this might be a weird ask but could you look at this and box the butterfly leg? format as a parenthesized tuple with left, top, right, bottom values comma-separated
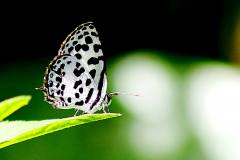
(103, 105, 109, 113)
(74, 109, 80, 116)
(74, 109, 87, 116)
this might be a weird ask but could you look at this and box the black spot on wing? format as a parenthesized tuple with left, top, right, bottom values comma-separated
(75, 53, 82, 59)
(79, 87, 83, 93)
(89, 69, 96, 79)
(56, 83, 60, 88)
(98, 56, 104, 61)
(49, 73, 53, 78)
(67, 97, 71, 103)
(49, 80, 53, 87)
(73, 68, 85, 77)
(57, 60, 61, 64)
(93, 44, 101, 53)
(82, 44, 89, 51)
(60, 97, 65, 103)
(91, 32, 98, 37)
(60, 64, 65, 69)
(72, 41, 78, 46)
(84, 32, 89, 36)
(90, 62, 106, 110)
(78, 35, 83, 39)
(75, 100, 84, 106)
(75, 44, 81, 52)
(85, 88, 94, 104)
(56, 68, 61, 75)
(56, 76, 62, 83)
(75, 93, 80, 98)
(68, 46, 74, 53)
(61, 84, 65, 90)
(57, 90, 61, 95)
(76, 62, 80, 68)
(73, 80, 82, 89)
(89, 25, 94, 29)
(85, 36, 93, 44)
(86, 79, 91, 86)
(87, 57, 99, 65)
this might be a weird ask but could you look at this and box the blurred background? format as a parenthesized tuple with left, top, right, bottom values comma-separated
(0, 1, 239, 160)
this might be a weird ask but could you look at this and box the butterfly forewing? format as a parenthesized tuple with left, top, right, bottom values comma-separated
(58, 22, 105, 94)
(42, 22, 107, 113)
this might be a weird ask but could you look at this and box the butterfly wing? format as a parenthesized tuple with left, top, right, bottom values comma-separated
(42, 22, 107, 113)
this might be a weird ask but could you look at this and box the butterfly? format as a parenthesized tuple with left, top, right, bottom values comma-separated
(38, 22, 116, 115)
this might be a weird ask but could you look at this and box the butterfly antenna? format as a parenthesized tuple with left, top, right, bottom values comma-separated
(109, 92, 140, 97)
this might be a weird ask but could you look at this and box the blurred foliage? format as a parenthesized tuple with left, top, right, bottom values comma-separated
(0, 51, 208, 160)
(0, 96, 31, 121)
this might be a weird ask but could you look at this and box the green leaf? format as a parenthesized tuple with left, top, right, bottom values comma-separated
(0, 113, 121, 149)
(0, 95, 31, 121)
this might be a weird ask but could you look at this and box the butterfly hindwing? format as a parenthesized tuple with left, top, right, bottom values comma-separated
(45, 55, 95, 110)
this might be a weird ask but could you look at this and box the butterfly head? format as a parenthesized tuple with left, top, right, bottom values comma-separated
(103, 94, 112, 106)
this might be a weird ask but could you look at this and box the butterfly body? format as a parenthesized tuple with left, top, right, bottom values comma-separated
(40, 22, 110, 114)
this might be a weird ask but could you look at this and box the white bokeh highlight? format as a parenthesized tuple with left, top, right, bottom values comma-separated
(111, 53, 185, 158)
(187, 63, 240, 160)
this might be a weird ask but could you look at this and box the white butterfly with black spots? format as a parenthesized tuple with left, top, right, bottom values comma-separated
(39, 22, 113, 114)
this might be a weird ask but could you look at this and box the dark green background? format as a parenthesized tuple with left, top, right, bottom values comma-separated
(0, 1, 239, 159)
